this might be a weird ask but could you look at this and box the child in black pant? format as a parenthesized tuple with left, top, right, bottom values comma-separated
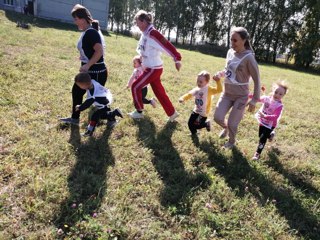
(179, 70, 222, 135)
(74, 72, 123, 136)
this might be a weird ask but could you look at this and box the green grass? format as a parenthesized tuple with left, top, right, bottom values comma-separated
(0, 10, 319, 240)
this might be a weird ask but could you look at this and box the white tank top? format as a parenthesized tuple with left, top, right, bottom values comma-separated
(224, 51, 253, 85)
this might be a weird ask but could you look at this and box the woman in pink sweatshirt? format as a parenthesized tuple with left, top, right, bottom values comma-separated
(213, 27, 261, 148)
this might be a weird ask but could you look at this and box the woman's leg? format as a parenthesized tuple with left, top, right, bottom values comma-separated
(149, 69, 175, 116)
(214, 94, 233, 129)
(131, 69, 154, 111)
(226, 95, 248, 144)
(89, 68, 108, 86)
(71, 83, 86, 119)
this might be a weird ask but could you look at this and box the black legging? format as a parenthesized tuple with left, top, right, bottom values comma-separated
(91, 107, 115, 123)
(71, 69, 108, 119)
(141, 86, 151, 104)
(256, 125, 275, 154)
(188, 111, 207, 134)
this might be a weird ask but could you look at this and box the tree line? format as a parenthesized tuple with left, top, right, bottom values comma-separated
(108, 0, 320, 69)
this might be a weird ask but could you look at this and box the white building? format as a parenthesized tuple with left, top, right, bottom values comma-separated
(0, 0, 109, 29)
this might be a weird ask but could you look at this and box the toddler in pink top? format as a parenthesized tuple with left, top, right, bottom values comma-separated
(127, 55, 157, 108)
(252, 80, 288, 160)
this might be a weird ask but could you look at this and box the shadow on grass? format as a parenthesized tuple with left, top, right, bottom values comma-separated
(196, 139, 320, 239)
(266, 149, 319, 199)
(54, 124, 115, 233)
(135, 118, 211, 215)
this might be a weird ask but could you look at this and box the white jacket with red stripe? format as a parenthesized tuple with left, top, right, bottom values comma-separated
(136, 24, 182, 69)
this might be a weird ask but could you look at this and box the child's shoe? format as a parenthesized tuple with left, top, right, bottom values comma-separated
(219, 128, 228, 138)
(252, 152, 260, 160)
(150, 98, 157, 108)
(205, 120, 211, 132)
(268, 131, 275, 142)
(168, 111, 179, 122)
(128, 110, 144, 119)
(107, 120, 118, 128)
(82, 129, 93, 137)
(114, 108, 123, 118)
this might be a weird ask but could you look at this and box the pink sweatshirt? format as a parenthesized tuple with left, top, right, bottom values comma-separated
(255, 95, 284, 129)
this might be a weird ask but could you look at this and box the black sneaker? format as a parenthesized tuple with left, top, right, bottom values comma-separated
(107, 120, 118, 128)
(60, 117, 79, 126)
(205, 120, 211, 132)
(114, 108, 123, 118)
(82, 129, 93, 137)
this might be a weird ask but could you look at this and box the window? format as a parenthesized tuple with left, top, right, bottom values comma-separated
(4, 0, 14, 5)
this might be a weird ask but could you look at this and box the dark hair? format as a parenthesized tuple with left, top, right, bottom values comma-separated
(71, 4, 93, 24)
(231, 27, 253, 51)
(75, 72, 91, 83)
(134, 10, 153, 24)
(92, 20, 100, 31)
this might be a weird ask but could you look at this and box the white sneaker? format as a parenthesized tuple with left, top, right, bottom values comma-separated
(168, 111, 179, 122)
(223, 141, 235, 149)
(268, 131, 275, 142)
(252, 152, 260, 160)
(128, 110, 144, 119)
(150, 98, 157, 108)
(219, 128, 228, 138)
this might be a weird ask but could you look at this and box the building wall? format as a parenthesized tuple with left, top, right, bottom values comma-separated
(0, 0, 109, 29)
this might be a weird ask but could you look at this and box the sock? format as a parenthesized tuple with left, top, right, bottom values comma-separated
(88, 121, 97, 131)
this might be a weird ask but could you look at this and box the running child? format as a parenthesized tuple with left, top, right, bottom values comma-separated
(74, 72, 123, 136)
(179, 70, 222, 135)
(251, 80, 288, 160)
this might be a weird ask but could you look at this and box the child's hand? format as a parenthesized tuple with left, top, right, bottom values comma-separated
(212, 75, 220, 81)
(213, 71, 223, 81)
(212, 74, 220, 81)
(247, 100, 256, 113)
(75, 105, 80, 112)
(175, 62, 182, 71)
(258, 111, 265, 118)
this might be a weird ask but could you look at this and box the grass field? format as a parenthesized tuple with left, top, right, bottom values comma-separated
(0, 10, 319, 240)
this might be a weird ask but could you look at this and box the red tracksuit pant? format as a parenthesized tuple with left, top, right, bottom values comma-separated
(131, 68, 175, 116)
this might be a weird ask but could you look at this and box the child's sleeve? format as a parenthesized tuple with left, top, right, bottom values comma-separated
(180, 92, 193, 101)
(127, 69, 137, 88)
(78, 98, 95, 111)
(209, 79, 223, 94)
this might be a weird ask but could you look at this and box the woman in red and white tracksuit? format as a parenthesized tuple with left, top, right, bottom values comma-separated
(128, 10, 182, 121)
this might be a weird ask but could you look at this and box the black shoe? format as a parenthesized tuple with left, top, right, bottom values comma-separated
(82, 129, 93, 137)
(114, 108, 123, 118)
(107, 120, 118, 128)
